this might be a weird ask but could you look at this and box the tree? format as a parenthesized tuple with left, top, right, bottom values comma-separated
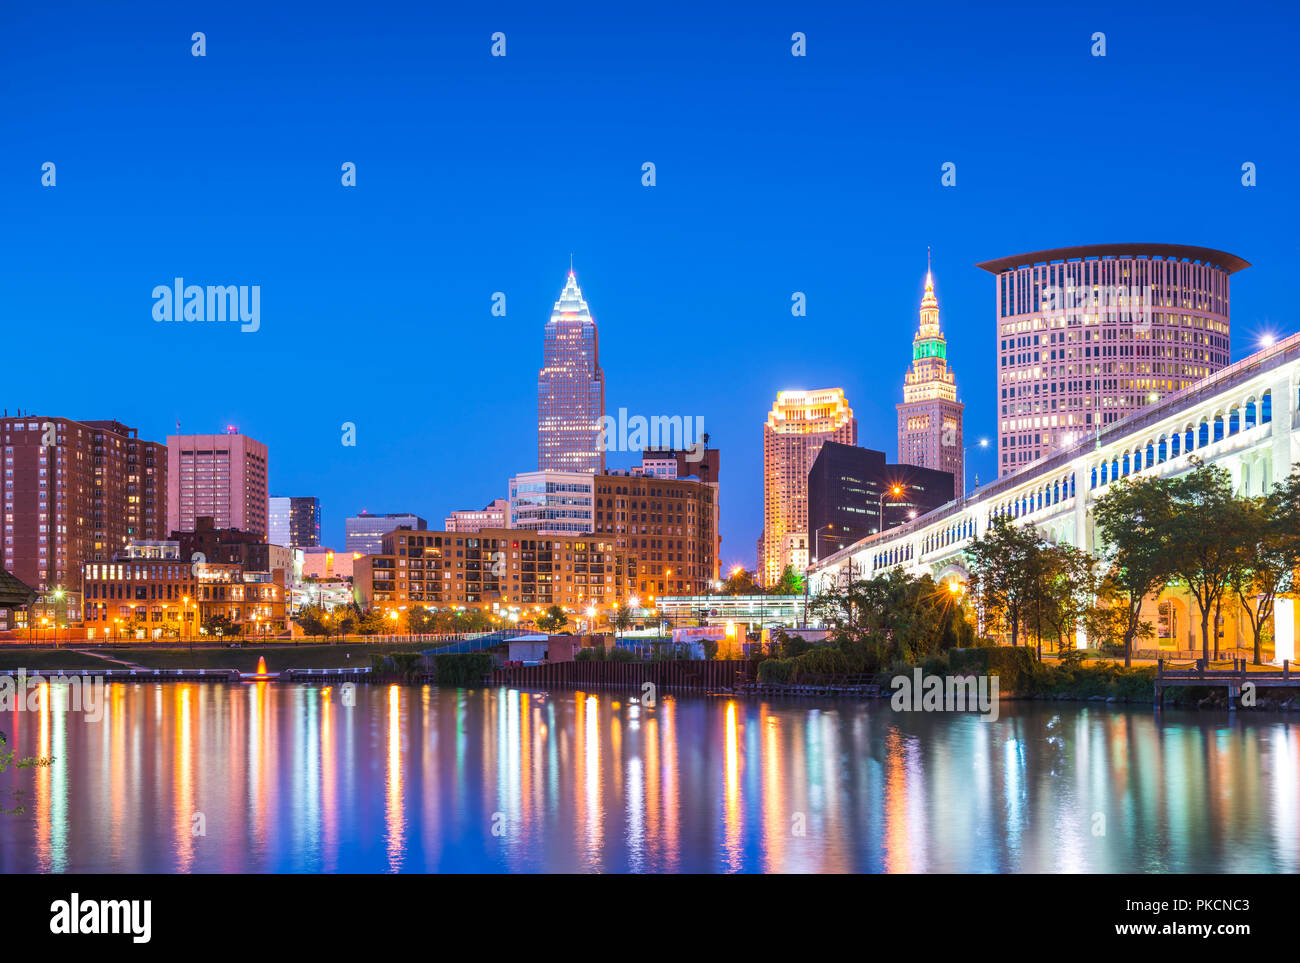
(967, 516, 1047, 648)
(406, 605, 434, 634)
(201, 613, 239, 638)
(356, 609, 390, 636)
(613, 604, 633, 639)
(536, 605, 569, 633)
(721, 568, 761, 595)
(1093, 474, 1175, 667)
(1033, 543, 1100, 658)
(769, 565, 805, 596)
(1164, 467, 1248, 662)
(1231, 471, 1300, 664)
(298, 604, 331, 638)
(808, 570, 973, 666)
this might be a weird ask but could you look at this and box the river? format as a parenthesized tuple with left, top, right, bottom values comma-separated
(0, 681, 1295, 872)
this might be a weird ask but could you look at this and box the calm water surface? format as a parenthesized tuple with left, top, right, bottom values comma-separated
(1, 681, 1297, 873)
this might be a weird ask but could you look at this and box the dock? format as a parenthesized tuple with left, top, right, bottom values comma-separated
(1155, 658, 1299, 709)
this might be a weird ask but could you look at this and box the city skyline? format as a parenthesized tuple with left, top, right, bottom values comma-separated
(3, 0, 1294, 570)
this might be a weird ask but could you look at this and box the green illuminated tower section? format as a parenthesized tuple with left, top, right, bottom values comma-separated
(896, 262, 964, 499)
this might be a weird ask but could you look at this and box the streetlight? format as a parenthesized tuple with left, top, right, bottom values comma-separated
(812, 522, 838, 564)
(963, 439, 989, 497)
(873, 484, 906, 533)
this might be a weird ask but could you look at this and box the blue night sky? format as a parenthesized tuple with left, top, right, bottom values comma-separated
(2, 0, 1296, 568)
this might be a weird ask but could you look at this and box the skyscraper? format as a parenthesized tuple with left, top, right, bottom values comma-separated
(977, 243, 1246, 475)
(761, 388, 856, 586)
(897, 264, 964, 500)
(166, 428, 269, 536)
(269, 496, 321, 548)
(1, 415, 167, 595)
(538, 268, 605, 474)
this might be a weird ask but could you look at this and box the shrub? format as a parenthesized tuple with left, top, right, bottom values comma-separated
(433, 652, 493, 685)
(757, 659, 797, 684)
(949, 646, 1042, 694)
(609, 647, 635, 662)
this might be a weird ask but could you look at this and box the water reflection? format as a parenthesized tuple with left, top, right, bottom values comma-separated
(0, 683, 1296, 873)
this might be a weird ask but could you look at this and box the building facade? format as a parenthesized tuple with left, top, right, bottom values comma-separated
(509, 471, 596, 535)
(353, 527, 633, 617)
(81, 552, 286, 641)
(760, 389, 856, 586)
(978, 243, 1246, 476)
(445, 498, 509, 532)
(592, 472, 719, 597)
(301, 547, 361, 580)
(269, 495, 321, 549)
(807, 441, 954, 562)
(633, 446, 721, 485)
(897, 267, 964, 499)
(508, 469, 719, 596)
(538, 269, 605, 474)
(174, 516, 292, 582)
(344, 512, 427, 554)
(166, 429, 269, 536)
(1, 415, 167, 599)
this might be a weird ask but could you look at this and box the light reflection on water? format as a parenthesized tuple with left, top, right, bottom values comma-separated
(0, 681, 1296, 873)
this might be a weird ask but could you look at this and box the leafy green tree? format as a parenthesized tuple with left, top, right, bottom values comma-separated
(1032, 542, 1100, 658)
(356, 608, 390, 636)
(1093, 475, 1176, 667)
(769, 565, 805, 596)
(613, 604, 633, 639)
(406, 605, 434, 634)
(201, 613, 239, 638)
(536, 604, 569, 633)
(298, 604, 331, 638)
(721, 568, 761, 595)
(967, 516, 1048, 649)
(1163, 467, 1248, 662)
(1231, 471, 1300, 663)
(808, 570, 972, 667)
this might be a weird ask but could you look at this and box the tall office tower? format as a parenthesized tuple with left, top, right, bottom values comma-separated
(761, 389, 856, 586)
(897, 265, 964, 499)
(268, 497, 291, 548)
(538, 268, 605, 474)
(807, 441, 954, 560)
(977, 243, 1246, 475)
(344, 512, 427, 555)
(167, 428, 269, 536)
(0, 415, 167, 595)
(269, 496, 322, 548)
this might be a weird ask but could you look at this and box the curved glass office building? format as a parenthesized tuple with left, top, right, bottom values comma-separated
(978, 243, 1248, 475)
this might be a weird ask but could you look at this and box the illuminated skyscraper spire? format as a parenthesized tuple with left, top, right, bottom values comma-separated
(896, 258, 964, 499)
(538, 265, 605, 473)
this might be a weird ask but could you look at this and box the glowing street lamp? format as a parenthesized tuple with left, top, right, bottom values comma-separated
(963, 438, 989, 496)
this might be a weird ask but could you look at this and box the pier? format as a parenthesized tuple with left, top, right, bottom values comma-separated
(1155, 658, 1299, 708)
